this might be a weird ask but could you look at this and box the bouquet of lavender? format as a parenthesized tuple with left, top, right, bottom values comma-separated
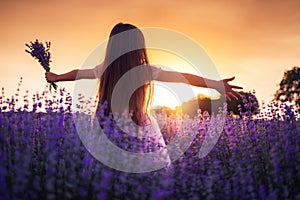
(25, 39, 58, 91)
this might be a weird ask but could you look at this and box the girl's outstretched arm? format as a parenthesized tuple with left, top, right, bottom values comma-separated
(45, 63, 103, 82)
(154, 68, 243, 101)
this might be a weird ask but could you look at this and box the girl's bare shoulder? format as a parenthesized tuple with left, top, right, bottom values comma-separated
(149, 65, 162, 80)
(93, 62, 104, 78)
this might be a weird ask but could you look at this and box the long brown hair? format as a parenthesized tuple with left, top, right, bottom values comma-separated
(95, 23, 153, 126)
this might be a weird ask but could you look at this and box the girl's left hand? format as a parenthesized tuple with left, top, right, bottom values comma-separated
(45, 72, 59, 82)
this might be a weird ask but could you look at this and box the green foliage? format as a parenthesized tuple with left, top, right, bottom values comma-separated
(227, 91, 259, 116)
(274, 66, 300, 106)
(181, 92, 259, 117)
(182, 94, 213, 116)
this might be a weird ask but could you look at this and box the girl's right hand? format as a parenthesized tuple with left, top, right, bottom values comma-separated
(217, 77, 243, 101)
(45, 72, 59, 82)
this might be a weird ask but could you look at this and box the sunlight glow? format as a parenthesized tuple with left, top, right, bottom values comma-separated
(152, 83, 182, 109)
(148, 49, 219, 109)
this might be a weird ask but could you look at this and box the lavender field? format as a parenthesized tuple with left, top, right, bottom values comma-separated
(0, 85, 299, 200)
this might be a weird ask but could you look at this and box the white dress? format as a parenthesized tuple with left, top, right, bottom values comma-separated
(92, 64, 171, 170)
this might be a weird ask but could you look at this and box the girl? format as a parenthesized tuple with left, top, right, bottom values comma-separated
(46, 23, 242, 164)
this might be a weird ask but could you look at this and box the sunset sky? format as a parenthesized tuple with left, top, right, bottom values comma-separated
(1, 0, 300, 108)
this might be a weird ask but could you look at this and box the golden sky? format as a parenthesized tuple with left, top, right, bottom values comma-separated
(1, 0, 300, 107)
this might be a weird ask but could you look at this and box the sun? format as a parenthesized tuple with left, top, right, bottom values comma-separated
(152, 83, 182, 109)
(148, 49, 219, 109)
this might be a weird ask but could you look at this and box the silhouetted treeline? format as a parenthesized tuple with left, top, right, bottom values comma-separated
(274, 66, 300, 106)
(153, 92, 259, 117)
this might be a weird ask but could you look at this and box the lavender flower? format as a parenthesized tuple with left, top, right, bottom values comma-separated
(0, 84, 299, 199)
(25, 39, 58, 91)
